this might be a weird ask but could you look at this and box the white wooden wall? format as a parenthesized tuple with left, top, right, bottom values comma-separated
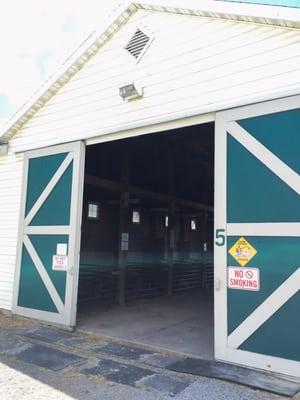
(0, 153, 23, 309)
(9, 9, 300, 152)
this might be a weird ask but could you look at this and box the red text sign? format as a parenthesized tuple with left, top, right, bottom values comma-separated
(52, 255, 68, 271)
(227, 267, 260, 291)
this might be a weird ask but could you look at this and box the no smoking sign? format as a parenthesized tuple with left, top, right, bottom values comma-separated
(228, 267, 260, 291)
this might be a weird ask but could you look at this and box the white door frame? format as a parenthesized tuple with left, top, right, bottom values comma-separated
(12, 141, 85, 327)
(214, 93, 300, 377)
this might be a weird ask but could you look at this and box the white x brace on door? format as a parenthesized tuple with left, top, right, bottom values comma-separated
(12, 142, 85, 326)
(214, 94, 300, 377)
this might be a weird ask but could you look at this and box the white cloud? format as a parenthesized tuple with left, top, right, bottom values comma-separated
(0, 0, 121, 124)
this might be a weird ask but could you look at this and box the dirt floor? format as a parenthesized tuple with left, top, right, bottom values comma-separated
(77, 291, 214, 359)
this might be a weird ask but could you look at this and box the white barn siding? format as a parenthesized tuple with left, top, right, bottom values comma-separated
(9, 9, 300, 152)
(0, 153, 23, 309)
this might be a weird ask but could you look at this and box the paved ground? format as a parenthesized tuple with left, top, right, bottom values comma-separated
(0, 313, 296, 400)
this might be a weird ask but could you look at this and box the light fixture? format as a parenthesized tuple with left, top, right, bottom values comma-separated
(119, 83, 143, 102)
(0, 142, 8, 155)
(191, 218, 197, 231)
(132, 210, 141, 224)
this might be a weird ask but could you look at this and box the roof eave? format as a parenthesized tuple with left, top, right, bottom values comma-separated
(138, 0, 300, 26)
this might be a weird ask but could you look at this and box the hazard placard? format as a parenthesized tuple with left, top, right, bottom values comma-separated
(228, 266, 260, 291)
(228, 237, 257, 267)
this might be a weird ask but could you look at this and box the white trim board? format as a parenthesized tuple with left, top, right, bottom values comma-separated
(227, 223, 300, 237)
(24, 226, 70, 235)
(227, 348, 300, 378)
(86, 113, 215, 146)
(13, 306, 68, 326)
(67, 141, 86, 327)
(214, 109, 228, 361)
(218, 92, 300, 122)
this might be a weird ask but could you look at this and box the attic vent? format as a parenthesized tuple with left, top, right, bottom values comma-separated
(125, 29, 151, 60)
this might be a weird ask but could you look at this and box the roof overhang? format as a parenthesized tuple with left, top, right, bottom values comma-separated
(1, 0, 300, 144)
(138, 0, 300, 27)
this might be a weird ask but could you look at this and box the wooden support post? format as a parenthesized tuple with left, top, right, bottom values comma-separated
(167, 139, 176, 297)
(118, 157, 129, 308)
(167, 202, 176, 296)
(203, 211, 208, 253)
(202, 211, 209, 289)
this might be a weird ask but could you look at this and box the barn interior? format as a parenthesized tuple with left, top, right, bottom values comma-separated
(76, 123, 215, 358)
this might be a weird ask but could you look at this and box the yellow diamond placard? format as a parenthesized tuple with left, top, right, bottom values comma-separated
(228, 237, 257, 267)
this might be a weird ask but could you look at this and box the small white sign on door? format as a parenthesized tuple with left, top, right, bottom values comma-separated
(57, 243, 68, 256)
(227, 266, 260, 291)
(52, 255, 68, 271)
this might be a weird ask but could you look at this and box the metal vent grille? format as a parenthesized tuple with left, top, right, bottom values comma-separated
(125, 29, 151, 60)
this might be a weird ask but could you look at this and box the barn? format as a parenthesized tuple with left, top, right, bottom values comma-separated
(1, 0, 300, 378)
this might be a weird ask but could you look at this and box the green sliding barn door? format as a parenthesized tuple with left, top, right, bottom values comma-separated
(13, 142, 85, 326)
(215, 95, 300, 376)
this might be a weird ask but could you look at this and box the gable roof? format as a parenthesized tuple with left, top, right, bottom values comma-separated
(1, 0, 300, 144)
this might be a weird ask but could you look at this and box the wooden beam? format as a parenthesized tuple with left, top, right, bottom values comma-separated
(117, 158, 129, 308)
(85, 175, 213, 212)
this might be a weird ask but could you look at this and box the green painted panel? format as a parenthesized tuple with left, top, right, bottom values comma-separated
(227, 236, 300, 334)
(228, 109, 300, 361)
(238, 109, 300, 174)
(18, 245, 58, 313)
(29, 235, 68, 303)
(240, 292, 300, 361)
(30, 162, 73, 226)
(25, 153, 68, 216)
(227, 135, 300, 222)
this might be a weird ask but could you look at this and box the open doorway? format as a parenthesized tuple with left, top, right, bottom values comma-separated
(76, 122, 215, 359)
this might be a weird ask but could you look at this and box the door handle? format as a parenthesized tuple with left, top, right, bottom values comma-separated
(215, 278, 222, 291)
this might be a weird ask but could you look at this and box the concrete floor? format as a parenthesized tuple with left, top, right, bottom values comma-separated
(77, 291, 214, 359)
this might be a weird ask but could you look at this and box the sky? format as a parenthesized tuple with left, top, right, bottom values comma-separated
(0, 0, 299, 130)
(0, 0, 120, 129)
